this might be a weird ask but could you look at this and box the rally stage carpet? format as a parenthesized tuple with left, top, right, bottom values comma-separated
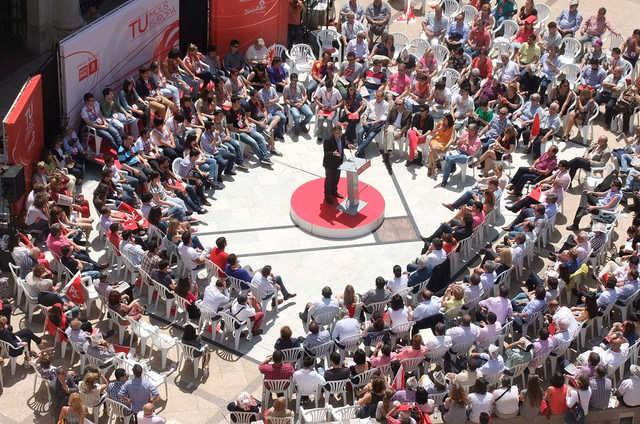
(289, 177, 385, 239)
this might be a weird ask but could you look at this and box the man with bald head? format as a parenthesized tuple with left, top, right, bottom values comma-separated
(137, 402, 166, 424)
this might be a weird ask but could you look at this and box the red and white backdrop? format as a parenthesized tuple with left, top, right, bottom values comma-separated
(3, 75, 45, 215)
(59, 0, 180, 128)
(210, 0, 289, 56)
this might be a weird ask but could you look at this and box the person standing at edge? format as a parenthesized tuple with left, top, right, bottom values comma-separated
(323, 126, 355, 204)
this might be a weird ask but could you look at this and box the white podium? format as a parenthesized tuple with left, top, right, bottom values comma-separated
(337, 157, 371, 215)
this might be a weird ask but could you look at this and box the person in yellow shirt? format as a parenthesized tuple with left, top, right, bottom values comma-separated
(518, 34, 541, 67)
(441, 284, 465, 312)
(427, 114, 455, 177)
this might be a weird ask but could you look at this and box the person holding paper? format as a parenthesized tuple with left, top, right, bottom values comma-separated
(323, 126, 355, 204)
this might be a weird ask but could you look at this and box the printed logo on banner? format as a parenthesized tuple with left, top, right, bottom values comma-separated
(244, 0, 266, 15)
(77, 57, 98, 82)
(129, 0, 178, 40)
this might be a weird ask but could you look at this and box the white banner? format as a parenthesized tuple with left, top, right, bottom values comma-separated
(59, 0, 180, 128)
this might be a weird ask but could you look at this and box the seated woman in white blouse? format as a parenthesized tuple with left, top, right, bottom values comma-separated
(387, 294, 412, 328)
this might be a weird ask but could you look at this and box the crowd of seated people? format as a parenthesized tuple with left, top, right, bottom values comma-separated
(10, 0, 640, 423)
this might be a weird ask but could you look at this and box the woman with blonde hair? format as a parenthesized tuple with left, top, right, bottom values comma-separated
(443, 383, 469, 422)
(79, 369, 107, 411)
(59, 392, 87, 424)
(264, 396, 293, 423)
(441, 284, 465, 312)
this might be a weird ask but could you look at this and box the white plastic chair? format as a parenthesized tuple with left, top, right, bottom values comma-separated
(559, 38, 582, 65)
(408, 38, 429, 59)
(442, 68, 460, 89)
(335, 333, 362, 360)
(289, 43, 315, 77)
(306, 340, 335, 368)
(324, 378, 350, 406)
(249, 282, 278, 315)
(262, 378, 292, 409)
(150, 278, 176, 319)
(559, 63, 582, 88)
(332, 405, 359, 421)
(267, 43, 290, 62)
(129, 319, 156, 357)
(534, 3, 551, 30)
(390, 321, 414, 345)
(462, 5, 478, 27)
(300, 406, 331, 423)
(218, 311, 251, 350)
(226, 411, 260, 423)
(106, 308, 131, 345)
(433, 44, 450, 73)
(506, 362, 528, 388)
(391, 33, 410, 60)
(400, 356, 424, 377)
(104, 397, 132, 424)
(441, 0, 460, 19)
(151, 328, 178, 369)
(316, 29, 342, 61)
(493, 20, 519, 44)
(178, 340, 207, 379)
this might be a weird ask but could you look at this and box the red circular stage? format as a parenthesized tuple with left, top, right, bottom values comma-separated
(290, 177, 385, 239)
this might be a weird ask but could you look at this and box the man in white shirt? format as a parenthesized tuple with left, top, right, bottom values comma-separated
(230, 294, 264, 335)
(547, 300, 579, 339)
(119, 230, 145, 267)
(314, 79, 343, 142)
(177, 232, 205, 273)
(299, 286, 340, 323)
(615, 270, 640, 301)
(245, 38, 269, 66)
(618, 364, 640, 407)
(421, 5, 449, 46)
(345, 30, 369, 61)
(597, 275, 619, 309)
(250, 265, 296, 306)
(479, 261, 497, 294)
(332, 311, 361, 346)
(496, 53, 520, 84)
(201, 279, 230, 312)
(356, 88, 389, 157)
(492, 379, 520, 418)
(445, 314, 480, 352)
(293, 355, 326, 394)
(473, 344, 504, 380)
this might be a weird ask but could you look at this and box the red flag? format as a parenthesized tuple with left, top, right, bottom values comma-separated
(65, 272, 85, 305)
(391, 364, 405, 390)
(531, 113, 541, 138)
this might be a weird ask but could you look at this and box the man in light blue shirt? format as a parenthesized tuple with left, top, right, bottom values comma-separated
(413, 290, 443, 331)
(422, 5, 449, 45)
(615, 271, 639, 301)
(119, 364, 159, 414)
(557, 1, 583, 37)
(581, 59, 607, 90)
(539, 48, 561, 103)
(446, 12, 469, 48)
(478, 107, 511, 148)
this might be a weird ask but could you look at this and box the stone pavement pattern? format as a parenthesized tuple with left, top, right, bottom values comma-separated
(2, 0, 640, 423)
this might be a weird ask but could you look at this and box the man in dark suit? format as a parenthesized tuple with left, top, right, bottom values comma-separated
(323, 125, 355, 204)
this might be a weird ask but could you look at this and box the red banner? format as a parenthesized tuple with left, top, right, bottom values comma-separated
(210, 0, 289, 56)
(3, 75, 44, 216)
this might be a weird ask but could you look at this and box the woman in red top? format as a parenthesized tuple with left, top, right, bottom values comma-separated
(471, 48, 493, 79)
(45, 304, 68, 342)
(339, 285, 359, 318)
(175, 277, 200, 320)
(544, 374, 568, 416)
(514, 16, 537, 44)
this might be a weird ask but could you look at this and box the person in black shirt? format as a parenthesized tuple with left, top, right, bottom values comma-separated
(324, 351, 351, 382)
(60, 245, 103, 279)
(226, 97, 272, 165)
(151, 260, 175, 299)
